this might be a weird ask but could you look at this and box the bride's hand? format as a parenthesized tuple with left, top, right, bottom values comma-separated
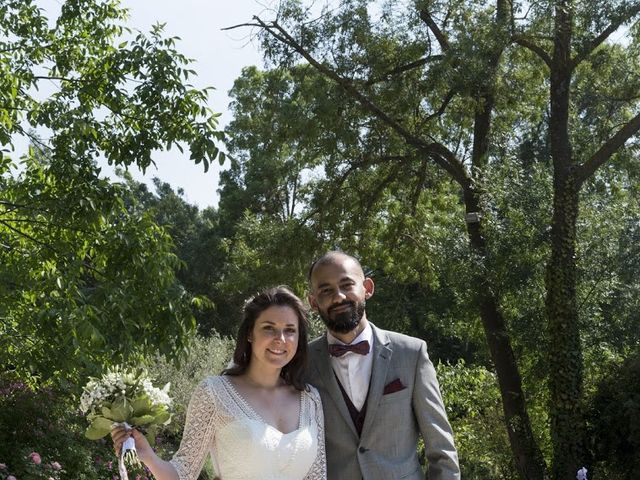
(110, 426, 154, 462)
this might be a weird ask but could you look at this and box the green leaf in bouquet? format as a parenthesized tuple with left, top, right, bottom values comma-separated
(101, 406, 113, 418)
(110, 397, 133, 422)
(130, 414, 155, 426)
(154, 409, 171, 425)
(85, 416, 113, 440)
(131, 394, 152, 416)
(145, 424, 158, 447)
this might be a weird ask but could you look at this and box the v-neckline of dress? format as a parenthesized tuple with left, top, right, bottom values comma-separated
(221, 375, 304, 436)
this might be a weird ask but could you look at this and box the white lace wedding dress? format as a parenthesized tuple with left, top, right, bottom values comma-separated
(169, 375, 326, 480)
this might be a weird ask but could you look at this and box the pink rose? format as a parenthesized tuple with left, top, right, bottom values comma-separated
(7, 475, 17, 480)
(0, 463, 7, 469)
(28, 452, 42, 465)
(50, 461, 62, 471)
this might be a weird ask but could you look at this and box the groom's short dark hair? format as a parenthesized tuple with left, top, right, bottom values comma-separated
(307, 250, 364, 284)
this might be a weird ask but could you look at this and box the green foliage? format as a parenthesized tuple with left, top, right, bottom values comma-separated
(122, 174, 226, 334)
(0, 153, 195, 384)
(1, 0, 226, 385)
(0, 376, 114, 479)
(368, 276, 484, 365)
(577, 164, 640, 356)
(438, 361, 517, 479)
(0, 0, 224, 172)
(479, 159, 553, 433)
(587, 353, 640, 479)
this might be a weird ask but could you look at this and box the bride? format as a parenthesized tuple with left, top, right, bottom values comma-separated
(112, 286, 326, 479)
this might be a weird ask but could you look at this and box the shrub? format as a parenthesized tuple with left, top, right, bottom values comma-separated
(0, 376, 114, 479)
(0, 334, 233, 479)
(437, 360, 519, 480)
(587, 353, 640, 479)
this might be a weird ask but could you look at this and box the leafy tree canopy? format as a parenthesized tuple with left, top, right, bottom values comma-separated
(1, 0, 224, 171)
(0, 0, 226, 385)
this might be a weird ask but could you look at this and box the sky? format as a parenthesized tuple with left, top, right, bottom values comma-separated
(19, 0, 269, 209)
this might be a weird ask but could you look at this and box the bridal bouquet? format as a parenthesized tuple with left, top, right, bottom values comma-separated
(79, 366, 172, 479)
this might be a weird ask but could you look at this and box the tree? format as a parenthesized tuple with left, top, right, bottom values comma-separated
(1, 0, 223, 172)
(1, 152, 193, 383)
(0, 0, 224, 383)
(232, 1, 547, 477)
(524, 4, 640, 477)
(219, 66, 325, 233)
(121, 174, 227, 335)
(228, 0, 640, 477)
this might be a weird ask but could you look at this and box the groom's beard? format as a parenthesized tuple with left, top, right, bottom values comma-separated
(319, 300, 366, 334)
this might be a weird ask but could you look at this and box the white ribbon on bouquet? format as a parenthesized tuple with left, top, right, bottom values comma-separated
(115, 422, 138, 480)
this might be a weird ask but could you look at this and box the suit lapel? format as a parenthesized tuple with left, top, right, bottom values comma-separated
(361, 324, 392, 439)
(311, 335, 359, 438)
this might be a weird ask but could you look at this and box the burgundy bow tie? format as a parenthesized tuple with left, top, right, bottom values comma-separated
(328, 340, 370, 357)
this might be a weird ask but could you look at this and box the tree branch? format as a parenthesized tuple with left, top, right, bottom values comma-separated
(575, 111, 640, 185)
(572, 5, 640, 67)
(411, 159, 429, 215)
(0, 216, 95, 235)
(33, 74, 146, 86)
(298, 155, 411, 225)
(512, 35, 552, 68)
(250, 17, 470, 188)
(361, 162, 405, 218)
(365, 55, 444, 86)
(0, 200, 28, 210)
(0, 105, 30, 112)
(417, 8, 450, 51)
(32, 75, 81, 83)
(0, 219, 56, 251)
(423, 88, 457, 124)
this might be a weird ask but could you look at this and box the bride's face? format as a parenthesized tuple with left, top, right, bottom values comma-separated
(249, 305, 300, 370)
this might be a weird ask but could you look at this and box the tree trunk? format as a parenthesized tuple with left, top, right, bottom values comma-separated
(464, 187, 549, 480)
(546, 175, 586, 480)
(465, 3, 548, 468)
(547, 2, 588, 477)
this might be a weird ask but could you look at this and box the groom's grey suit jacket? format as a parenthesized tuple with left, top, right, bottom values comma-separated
(305, 324, 460, 480)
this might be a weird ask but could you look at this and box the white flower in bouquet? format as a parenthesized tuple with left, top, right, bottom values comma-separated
(80, 366, 172, 476)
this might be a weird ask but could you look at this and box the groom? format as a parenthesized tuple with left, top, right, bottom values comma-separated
(305, 251, 460, 479)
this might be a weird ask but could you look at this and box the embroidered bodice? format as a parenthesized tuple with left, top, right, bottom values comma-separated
(170, 376, 326, 480)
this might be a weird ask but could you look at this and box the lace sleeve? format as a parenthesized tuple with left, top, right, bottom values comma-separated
(170, 377, 221, 480)
(304, 385, 327, 480)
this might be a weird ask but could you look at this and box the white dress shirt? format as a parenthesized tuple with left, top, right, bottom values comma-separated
(327, 322, 374, 411)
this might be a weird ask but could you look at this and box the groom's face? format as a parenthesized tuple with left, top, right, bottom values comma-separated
(309, 256, 373, 334)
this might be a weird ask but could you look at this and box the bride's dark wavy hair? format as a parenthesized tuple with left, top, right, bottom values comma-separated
(222, 286, 309, 391)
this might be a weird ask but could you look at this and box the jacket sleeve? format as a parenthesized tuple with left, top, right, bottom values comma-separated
(412, 341, 461, 480)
